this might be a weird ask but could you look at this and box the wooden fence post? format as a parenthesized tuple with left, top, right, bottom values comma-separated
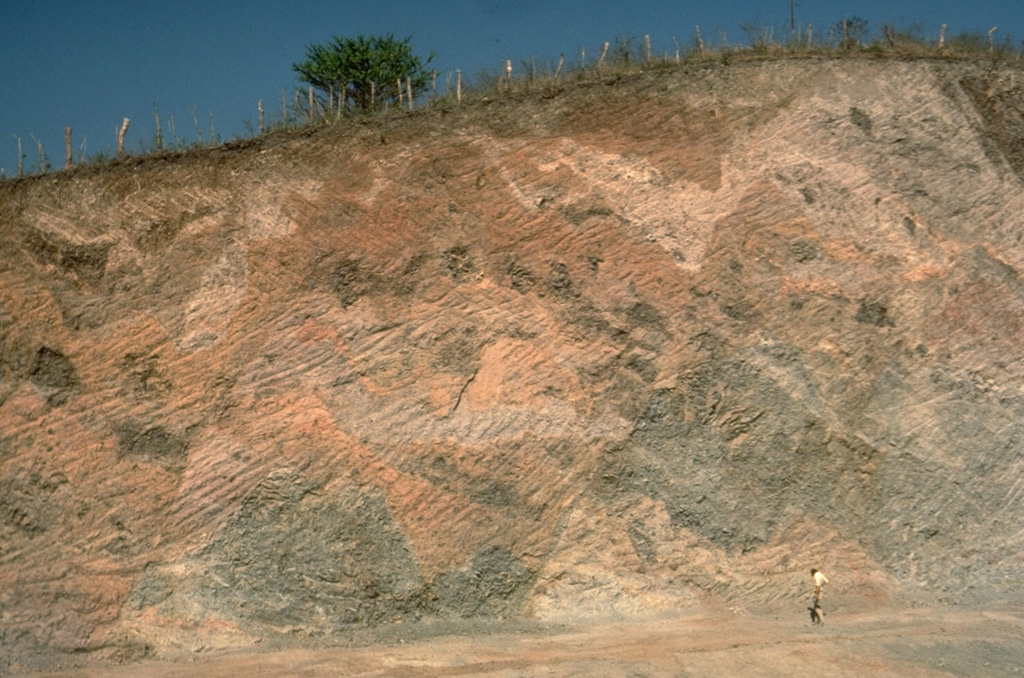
(117, 118, 130, 157)
(598, 41, 609, 68)
(554, 53, 564, 79)
(154, 109, 163, 150)
(695, 26, 704, 57)
(15, 136, 23, 177)
(988, 26, 998, 51)
(168, 113, 177, 148)
(397, 78, 403, 108)
(456, 69, 462, 104)
(307, 86, 314, 124)
(258, 99, 265, 135)
(31, 134, 46, 173)
(645, 34, 652, 63)
(505, 60, 512, 91)
(407, 76, 414, 111)
(64, 127, 72, 169)
(938, 24, 946, 49)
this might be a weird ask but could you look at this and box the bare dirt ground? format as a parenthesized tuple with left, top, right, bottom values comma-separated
(20, 605, 1024, 678)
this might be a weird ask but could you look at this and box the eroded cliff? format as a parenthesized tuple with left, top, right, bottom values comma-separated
(2, 57, 1023, 670)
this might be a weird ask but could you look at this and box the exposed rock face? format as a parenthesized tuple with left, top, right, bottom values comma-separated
(2, 58, 1023, 670)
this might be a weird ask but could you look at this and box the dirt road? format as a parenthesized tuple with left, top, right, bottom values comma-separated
(19, 605, 1024, 678)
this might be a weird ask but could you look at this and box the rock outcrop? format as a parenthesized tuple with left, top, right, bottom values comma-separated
(2, 57, 1023, 670)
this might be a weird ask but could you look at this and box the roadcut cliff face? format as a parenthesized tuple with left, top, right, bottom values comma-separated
(1, 58, 1023, 669)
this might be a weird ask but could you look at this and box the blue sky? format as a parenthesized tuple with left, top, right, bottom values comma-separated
(1, 1, 1022, 175)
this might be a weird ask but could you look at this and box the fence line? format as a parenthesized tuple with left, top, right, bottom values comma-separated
(4, 24, 1022, 179)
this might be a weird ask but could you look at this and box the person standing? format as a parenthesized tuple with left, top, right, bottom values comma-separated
(809, 568, 828, 624)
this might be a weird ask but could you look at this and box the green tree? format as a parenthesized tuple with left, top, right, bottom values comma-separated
(293, 34, 434, 112)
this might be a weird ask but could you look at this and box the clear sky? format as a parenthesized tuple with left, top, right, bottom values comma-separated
(1, 1, 1022, 176)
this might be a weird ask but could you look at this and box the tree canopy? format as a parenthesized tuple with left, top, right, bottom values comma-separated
(293, 34, 434, 112)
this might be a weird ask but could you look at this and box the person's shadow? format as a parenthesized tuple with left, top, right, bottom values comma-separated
(808, 602, 823, 624)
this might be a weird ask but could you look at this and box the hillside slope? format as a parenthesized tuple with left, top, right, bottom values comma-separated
(2, 57, 1023, 670)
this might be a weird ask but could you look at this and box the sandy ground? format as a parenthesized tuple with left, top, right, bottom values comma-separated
(19, 605, 1024, 678)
